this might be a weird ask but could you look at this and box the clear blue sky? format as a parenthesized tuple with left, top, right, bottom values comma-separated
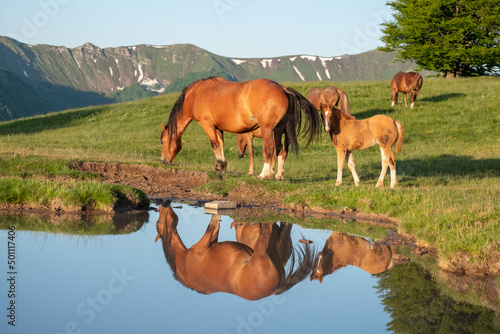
(0, 0, 393, 58)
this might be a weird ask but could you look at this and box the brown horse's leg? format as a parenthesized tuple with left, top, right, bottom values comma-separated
(409, 92, 415, 109)
(214, 129, 227, 171)
(403, 93, 408, 107)
(274, 130, 288, 180)
(258, 128, 276, 180)
(193, 215, 221, 249)
(391, 88, 398, 107)
(199, 123, 227, 171)
(200, 123, 227, 172)
(346, 152, 361, 186)
(276, 133, 289, 180)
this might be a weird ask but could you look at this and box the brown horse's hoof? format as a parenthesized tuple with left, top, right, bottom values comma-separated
(215, 160, 227, 172)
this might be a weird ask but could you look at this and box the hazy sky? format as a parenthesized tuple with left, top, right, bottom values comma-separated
(0, 0, 393, 58)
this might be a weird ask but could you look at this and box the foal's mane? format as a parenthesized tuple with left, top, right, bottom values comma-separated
(332, 106, 355, 121)
(165, 76, 222, 143)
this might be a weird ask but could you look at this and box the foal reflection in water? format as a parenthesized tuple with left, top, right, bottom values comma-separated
(155, 204, 315, 300)
(310, 231, 409, 283)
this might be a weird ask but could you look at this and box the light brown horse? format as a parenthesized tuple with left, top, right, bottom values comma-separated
(310, 231, 409, 283)
(160, 76, 321, 180)
(391, 71, 423, 109)
(326, 107, 404, 188)
(306, 86, 351, 132)
(155, 204, 314, 300)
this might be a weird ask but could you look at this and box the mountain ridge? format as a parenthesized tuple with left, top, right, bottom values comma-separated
(0, 36, 423, 121)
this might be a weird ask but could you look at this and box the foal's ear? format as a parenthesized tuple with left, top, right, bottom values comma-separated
(160, 122, 166, 131)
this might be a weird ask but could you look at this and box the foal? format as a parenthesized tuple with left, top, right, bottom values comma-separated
(326, 108, 404, 188)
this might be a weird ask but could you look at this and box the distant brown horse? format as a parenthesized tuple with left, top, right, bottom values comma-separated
(236, 128, 290, 178)
(306, 86, 351, 132)
(310, 231, 409, 282)
(160, 76, 321, 180)
(155, 204, 315, 300)
(391, 71, 423, 109)
(326, 107, 404, 188)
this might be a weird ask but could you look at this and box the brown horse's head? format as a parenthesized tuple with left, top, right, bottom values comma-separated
(160, 122, 182, 165)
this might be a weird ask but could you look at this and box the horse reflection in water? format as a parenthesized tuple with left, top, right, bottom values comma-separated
(310, 231, 409, 283)
(155, 204, 315, 300)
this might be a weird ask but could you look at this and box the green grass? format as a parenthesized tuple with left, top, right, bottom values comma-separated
(0, 77, 499, 272)
(0, 178, 149, 212)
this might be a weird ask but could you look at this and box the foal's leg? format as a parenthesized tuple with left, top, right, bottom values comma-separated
(246, 134, 254, 175)
(346, 151, 361, 186)
(377, 146, 397, 188)
(258, 128, 276, 180)
(335, 149, 346, 186)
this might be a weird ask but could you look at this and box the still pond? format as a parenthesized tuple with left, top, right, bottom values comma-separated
(0, 201, 498, 334)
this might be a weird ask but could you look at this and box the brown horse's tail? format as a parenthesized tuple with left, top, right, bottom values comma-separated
(337, 89, 351, 116)
(275, 238, 316, 295)
(395, 121, 404, 154)
(284, 87, 321, 154)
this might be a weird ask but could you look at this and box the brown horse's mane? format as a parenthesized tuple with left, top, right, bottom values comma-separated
(165, 76, 222, 143)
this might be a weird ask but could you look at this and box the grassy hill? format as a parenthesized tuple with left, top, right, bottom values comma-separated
(0, 77, 498, 277)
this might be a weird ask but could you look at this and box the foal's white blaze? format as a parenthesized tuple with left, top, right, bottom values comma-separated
(323, 110, 330, 132)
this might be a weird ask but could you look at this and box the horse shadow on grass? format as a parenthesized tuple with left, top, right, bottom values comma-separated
(296, 154, 499, 185)
(353, 108, 395, 119)
(378, 154, 499, 185)
(420, 93, 466, 103)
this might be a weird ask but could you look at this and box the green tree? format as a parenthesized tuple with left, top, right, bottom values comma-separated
(380, 0, 500, 77)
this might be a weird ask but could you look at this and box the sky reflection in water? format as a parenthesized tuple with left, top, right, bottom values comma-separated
(0, 202, 495, 334)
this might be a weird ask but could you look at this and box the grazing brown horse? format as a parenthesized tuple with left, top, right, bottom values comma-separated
(326, 107, 404, 188)
(160, 76, 321, 180)
(391, 71, 423, 109)
(155, 203, 315, 300)
(310, 231, 409, 282)
(306, 86, 351, 132)
(237, 128, 290, 178)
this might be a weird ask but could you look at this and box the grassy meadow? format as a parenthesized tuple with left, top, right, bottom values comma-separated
(0, 76, 499, 273)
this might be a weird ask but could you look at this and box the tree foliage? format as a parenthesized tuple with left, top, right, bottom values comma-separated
(380, 0, 500, 77)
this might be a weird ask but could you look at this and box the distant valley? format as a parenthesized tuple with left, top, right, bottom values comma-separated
(0, 36, 423, 121)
